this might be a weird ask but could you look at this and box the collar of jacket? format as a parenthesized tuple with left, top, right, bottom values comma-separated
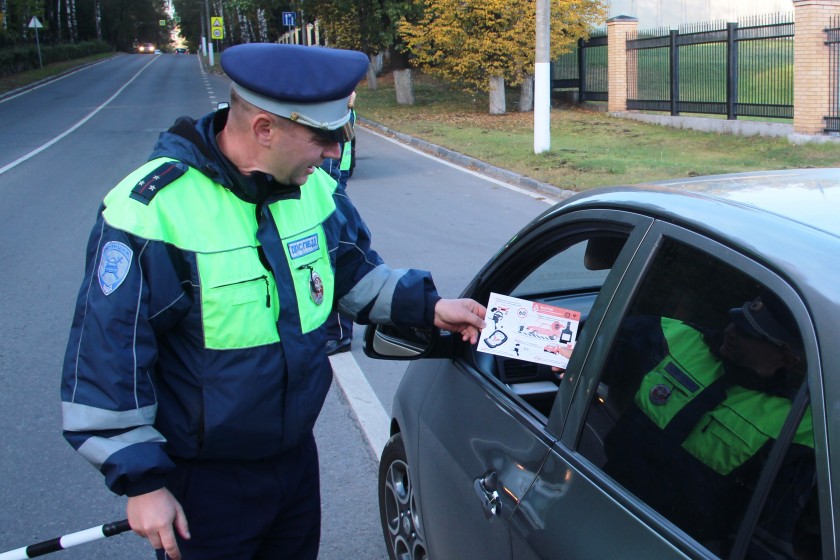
(149, 109, 301, 205)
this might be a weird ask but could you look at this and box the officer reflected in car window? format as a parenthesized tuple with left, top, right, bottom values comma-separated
(574, 283, 814, 560)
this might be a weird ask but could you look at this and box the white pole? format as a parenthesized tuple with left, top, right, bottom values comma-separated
(534, 0, 551, 153)
(209, 42, 214, 68)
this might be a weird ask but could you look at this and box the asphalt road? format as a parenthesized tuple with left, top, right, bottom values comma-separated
(0, 52, 555, 559)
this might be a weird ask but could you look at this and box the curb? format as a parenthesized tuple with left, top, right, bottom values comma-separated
(358, 117, 576, 202)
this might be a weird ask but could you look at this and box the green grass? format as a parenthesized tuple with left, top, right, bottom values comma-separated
(357, 72, 840, 191)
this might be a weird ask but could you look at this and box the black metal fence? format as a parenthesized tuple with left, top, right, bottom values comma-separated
(826, 15, 840, 133)
(552, 30, 607, 102)
(627, 13, 794, 119)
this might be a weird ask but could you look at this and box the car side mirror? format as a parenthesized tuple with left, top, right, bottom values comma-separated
(363, 324, 453, 361)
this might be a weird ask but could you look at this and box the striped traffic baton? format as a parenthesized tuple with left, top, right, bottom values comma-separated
(0, 520, 131, 559)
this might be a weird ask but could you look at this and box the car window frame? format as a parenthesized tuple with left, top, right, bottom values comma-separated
(556, 219, 827, 559)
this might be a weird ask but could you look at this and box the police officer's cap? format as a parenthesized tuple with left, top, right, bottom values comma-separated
(221, 43, 367, 143)
(729, 293, 803, 353)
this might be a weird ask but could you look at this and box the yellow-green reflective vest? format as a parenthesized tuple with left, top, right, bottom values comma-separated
(102, 157, 338, 349)
(634, 318, 812, 475)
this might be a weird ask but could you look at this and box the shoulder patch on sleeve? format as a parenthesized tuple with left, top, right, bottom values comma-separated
(130, 161, 188, 205)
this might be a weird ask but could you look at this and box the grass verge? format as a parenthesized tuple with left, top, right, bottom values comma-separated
(356, 72, 840, 191)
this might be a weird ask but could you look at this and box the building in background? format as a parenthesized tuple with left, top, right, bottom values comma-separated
(607, 0, 794, 28)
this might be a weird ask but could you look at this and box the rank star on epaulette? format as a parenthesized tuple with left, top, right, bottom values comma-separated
(130, 161, 188, 205)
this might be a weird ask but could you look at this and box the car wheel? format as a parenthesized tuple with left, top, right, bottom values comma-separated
(379, 433, 429, 560)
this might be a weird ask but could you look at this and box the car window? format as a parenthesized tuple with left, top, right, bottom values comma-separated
(576, 236, 819, 558)
(472, 228, 631, 420)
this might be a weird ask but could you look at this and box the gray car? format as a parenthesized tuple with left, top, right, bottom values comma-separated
(365, 168, 840, 560)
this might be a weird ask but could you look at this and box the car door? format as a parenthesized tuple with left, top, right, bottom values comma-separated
(415, 209, 653, 559)
(512, 221, 826, 559)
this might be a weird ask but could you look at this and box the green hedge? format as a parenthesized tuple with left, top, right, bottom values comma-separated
(0, 40, 112, 77)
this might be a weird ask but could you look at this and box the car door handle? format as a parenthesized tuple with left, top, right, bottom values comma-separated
(474, 472, 502, 519)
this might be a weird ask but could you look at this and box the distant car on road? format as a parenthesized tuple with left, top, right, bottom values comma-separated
(366, 168, 840, 560)
(175, 47, 189, 54)
(136, 43, 155, 54)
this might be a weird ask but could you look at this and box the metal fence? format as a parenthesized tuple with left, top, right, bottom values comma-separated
(626, 13, 794, 119)
(552, 30, 607, 102)
(826, 15, 840, 133)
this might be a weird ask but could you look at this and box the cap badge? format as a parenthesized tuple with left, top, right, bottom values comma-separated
(750, 300, 764, 312)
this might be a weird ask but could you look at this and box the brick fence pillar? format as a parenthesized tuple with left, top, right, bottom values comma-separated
(607, 16, 638, 113)
(794, 0, 840, 135)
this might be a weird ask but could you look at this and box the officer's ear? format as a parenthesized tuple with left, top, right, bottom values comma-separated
(252, 113, 276, 148)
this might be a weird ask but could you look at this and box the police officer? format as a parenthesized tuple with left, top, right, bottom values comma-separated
(603, 293, 813, 551)
(61, 43, 485, 560)
(320, 91, 357, 355)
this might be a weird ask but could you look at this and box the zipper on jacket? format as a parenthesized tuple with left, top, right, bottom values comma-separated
(215, 275, 271, 308)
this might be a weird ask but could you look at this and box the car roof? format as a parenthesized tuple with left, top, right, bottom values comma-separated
(551, 168, 840, 305)
(562, 168, 840, 239)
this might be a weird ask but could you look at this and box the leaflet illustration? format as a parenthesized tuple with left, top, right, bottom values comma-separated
(477, 292, 581, 368)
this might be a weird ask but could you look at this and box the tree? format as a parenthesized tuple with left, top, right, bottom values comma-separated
(303, 0, 417, 90)
(400, 0, 607, 113)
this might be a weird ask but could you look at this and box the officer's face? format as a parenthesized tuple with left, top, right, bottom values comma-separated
(720, 323, 789, 377)
(271, 119, 341, 186)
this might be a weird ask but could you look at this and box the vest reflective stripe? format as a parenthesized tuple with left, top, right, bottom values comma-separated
(633, 318, 812, 476)
(102, 158, 337, 346)
(635, 318, 724, 430)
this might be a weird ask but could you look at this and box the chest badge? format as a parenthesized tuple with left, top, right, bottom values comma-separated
(309, 268, 324, 305)
(649, 383, 672, 406)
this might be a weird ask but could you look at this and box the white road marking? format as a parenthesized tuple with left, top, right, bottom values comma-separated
(0, 57, 113, 105)
(329, 352, 391, 457)
(0, 56, 159, 177)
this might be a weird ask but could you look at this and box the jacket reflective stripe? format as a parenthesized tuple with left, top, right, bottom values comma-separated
(63, 402, 157, 431)
(340, 264, 407, 323)
(78, 426, 166, 469)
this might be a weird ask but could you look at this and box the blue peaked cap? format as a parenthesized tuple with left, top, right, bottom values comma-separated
(221, 43, 368, 141)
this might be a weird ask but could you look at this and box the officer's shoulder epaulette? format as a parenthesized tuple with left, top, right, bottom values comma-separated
(129, 161, 189, 205)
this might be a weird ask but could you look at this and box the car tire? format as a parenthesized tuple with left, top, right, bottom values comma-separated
(379, 433, 429, 560)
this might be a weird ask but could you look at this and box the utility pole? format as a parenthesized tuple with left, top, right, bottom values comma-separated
(534, 0, 550, 153)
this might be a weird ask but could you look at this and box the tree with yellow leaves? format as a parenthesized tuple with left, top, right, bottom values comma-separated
(400, 0, 607, 113)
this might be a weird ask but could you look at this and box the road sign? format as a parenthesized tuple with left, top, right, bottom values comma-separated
(159, 19, 166, 26)
(282, 11, 296, 27)
(27, 16, 43, 29)
(210, 16, 224, 40)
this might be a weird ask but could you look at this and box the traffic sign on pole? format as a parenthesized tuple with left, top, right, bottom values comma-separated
(210, 16, 224, 40)
(282, 12, 296, 27)
(27, 17, 43, 69)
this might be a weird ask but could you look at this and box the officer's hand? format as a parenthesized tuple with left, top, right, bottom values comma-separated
(127, 487, 190, 560)
(434, 298, 487, 344)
